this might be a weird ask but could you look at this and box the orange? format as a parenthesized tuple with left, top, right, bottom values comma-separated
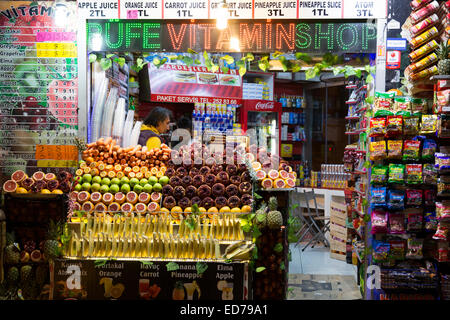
(184, 207, 192, 214)
(150, 167, 158, 175)
(160, 207, 169, 213)
(128, 172, 136, 178)
(124, 167, 132, 174)
(252, 162, 262, 171)
(231, 207, 241, 213)
(97, 163, 105, 171)
(132, 166, 140, 173)
(89, 161, 98, 169)
(160, 166, 167, 174)
(140, 167, 148, 174)
(135, 172, 144, 180)
(79, 162, 87, 168)
(105, 165, 114, 171)
(144, 172, 151, 179)
(52, 189, 63, 194)
(83, 167, 91, 174)
(16, 187, 28, 194)
(116, 171, 124, 179)
(156, 171, 164, 178)
(75, 169, 84, 176)
(241, 205, 252, 213)
(114, 164, 122, 172)
(108, 171, 116, 178)
(198, 207, 207, 219)
(90, 168, 99, 176)
(100, 171, 108, 178)
(41, 189, 51, 194)
(208, 207, 219, 213)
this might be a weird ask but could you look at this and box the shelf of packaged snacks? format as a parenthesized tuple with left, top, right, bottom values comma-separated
(353, 207, 365, 218)
(62, 256, 251, 263)
(346, 100, 359, 105)
(430, 75, 450, 81)
(259, 188, 296, 192)
(345, 128, 367, 135)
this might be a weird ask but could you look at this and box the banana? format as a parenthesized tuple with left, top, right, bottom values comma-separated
(231, 245, 255, 260)
(214, 240, 221, 259)
(122, 233, 128, 257)
(223, 240, 247, 257)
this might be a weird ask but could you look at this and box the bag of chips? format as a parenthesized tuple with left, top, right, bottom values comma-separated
(371, 165, 388, 185)
(394, 97, 411, 116)
(406, 208, 423, 231)
(389, 163, 405, 184)
(424, 189, 437, 206)
(406, 189, 423, 206)
(406, 238, 424, 259)
(420, 114, 438, 134)
(403, 140, 421, 161)
(423, 163, 438, 184)
(425, 211, 438, 231)
(374, 91, 395, 117)
(372, 240, 391, 263)
(435, 153, 450, 171)
(385, 116, 403, 138)
(388, 189, 405, 210)
(405, 164, 423, 184)
(389, 240, 406, 260)
(369, 117, 386, 137)
(371, 209, 388, 234)
(387, 140, 403, 160)
(403, 117, 420, 136)
(370, 141, 387, 161)
(389, 213, 406, 234)
(421, 139, 437, 160)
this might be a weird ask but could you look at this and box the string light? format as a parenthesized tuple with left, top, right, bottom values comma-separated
(167, 23, 187, 51)
(276, 23, 295, 50)
(295, 23, 312, 49)
(239, 23, 262, 50)
(315, 23, 334, 50)
(336, 24, 357, 50)
(216, 0, 229, 30)
(230, 37, 240, 51)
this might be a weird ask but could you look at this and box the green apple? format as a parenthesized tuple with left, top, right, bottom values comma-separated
(81, 182, 91, 192)
(111, 178, 121, 186)
(121, 183, 131, 193)
(148, 176, 158, 185)
(91, 183, 101, 192)
(74, 176, 82, 184)
(82, 174, 92, 183)
(100, 185, 110, 194)
(121, 177, 130, 185)
(109, 184, 120, 194)
(101, 177, 111, 186)
(139, 178, 149, 187)
(143, 184, 153, 193)
(133, 184, 143, 194)
(74, 184, 82, 192)
(152, 183, 162, 192)
(92, 176, 102, 184)
(129, 178, 140, 188)
(159, 176, 169, 186)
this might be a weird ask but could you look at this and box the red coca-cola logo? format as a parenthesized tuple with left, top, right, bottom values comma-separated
(255, 101, 274, 110)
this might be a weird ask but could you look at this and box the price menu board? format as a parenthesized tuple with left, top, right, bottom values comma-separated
(0, 1, 79, 184)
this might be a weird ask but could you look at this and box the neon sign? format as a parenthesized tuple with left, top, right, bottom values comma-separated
(87, 20, 377, 53)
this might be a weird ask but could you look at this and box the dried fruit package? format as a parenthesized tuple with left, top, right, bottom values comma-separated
(421, 139, 437, 160)
(369, 117, 386, 137)
(370, 141, 387, 161)
(389, 240, 406, 261)
(403, 140, 421, 161)
(394, 97, 411, 116)
(371, 187, 387, 207)
(406, 164, 423, 184)
(389, 213, 406, 235)
(388, 189, 405, 210)
(371, 209, 388, 234)
(403, 117, 420, 136)
(406, 189, 423, 206)
(385, 116, 403, 138)
(374, 91, 395, 117)
(425, 211, 438, 231)
(432, 225, 448, 240)
(420, 115, 437, 134)
(436, 89, 450, 113)
(387, 140, 403, 160)
(371, 165, 388, 185)
(372, 240, 390, 263)
(388, 163, 405, 184)
(406, 208, 423, 232)
(406, 238, 423, 260)
(423, 164, 438, 184)
(411, 98, 428, 115)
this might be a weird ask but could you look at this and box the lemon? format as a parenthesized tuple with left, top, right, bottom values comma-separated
(41, 189, 51, 194)
(219, 206, 231, 213)
(15, 187, 28, 194)
(241, 205, 252, 213)
(231, 207, 241, 213)
(52, 189, 63, 194)
(207, 207, 219, 213)
(184, 207, 192, 214)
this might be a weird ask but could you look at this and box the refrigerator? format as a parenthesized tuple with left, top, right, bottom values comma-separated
(238, 100, 282, 157)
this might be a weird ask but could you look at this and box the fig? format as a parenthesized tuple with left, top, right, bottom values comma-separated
(241, 193, 253, 206)
(212, 183, 225, 197)
(59, 181, 71, 193)
(201, 197, 214, 209)
(185, 186, 197, 198)
(181, 175, 193, 188)
(205, 174, 216, 186)
(163, 196, 176, 210)
(178, 197, 191, 209)
(165, 167, 176, 177)
(176, 167, 188, 177)
(197, 184, 212, 198)
(227, 196, 241, 208)
(192, 175, 205, 188)
(226, 164, 238, 176)
(189, 167, 200, 177)
(162, 184, 174, 196)
(46, 179, 59, 191)
(237, 163, 247, 173)
(214, 196, 228, 209)
(216, 171, 229, 185)
(57, 171, 72, 182)
(199, 166, 211, 176)
(32, 180, 47, 192)
(173, 186, 186, 200)
(210, 164, 223, 175)
(230, 175, 241, 185)
(191, 196, 202, 206)
(241, 171, 251, 182)
(169, 176, 182, 187)
(239, 182, 252, 194)
(225, 184, 239, 197)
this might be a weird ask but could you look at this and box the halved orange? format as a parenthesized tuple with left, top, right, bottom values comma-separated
(108, 171, 116, 178)
(124, 167, 132, 174)
(150, 167, 158, 175)
(98, 163, 106, 171)
(89, 161, 98, 169)
(90, 168, 99, 176)
(144, 172, 151, 179)
(105, 165, 114, 171)
(100, 171, 108, 178)
(79, 162, 87, 169)
(135, 172, 144, 180)
(116, 171, 125, 179)
(75, 169, 83, 176)
(83, 167, 91, 174)
(159, 166, 167, 174)
(156, 171, 164, 178)
(132, 166, 140, 173)
(128, 172, 136, 178)
(140, 167, 148, 174)
(114, 164, 122, 172)
(252, 162, 262, 171)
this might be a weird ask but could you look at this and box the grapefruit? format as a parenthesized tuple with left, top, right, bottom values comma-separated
(11, 170, 27, 183)
(150, 192, 162, 203)
(94, 203, 107, 213)
(252, 162, 262, 171)
(274, 178, 286, 189)
(255, 170, 267, 180)
(279, 170, 289, 179)
(90, 192, 102, 203)
(245, 153, 255, 163)
(268, 169, 279, 180)
(32, 171, 45, 181)
(114, 192, 126, 204)
(102, 193, 114, 205)
(108, 202, 120, 213)
(135, 203, 147, 214)
(69, 191, 79, 201)
(126, 191, 138, 204)
(121, 203, 134, 213)
(44, 173, 56, 181)
(219, 206, 231, 213)
(81, 201, 94, 213)
(77, 191, 90, 203)
(285, 178, 296, 188)
(288, 172, 297, 180)
(138, 192, 150, 204)
(241, 205, 252, 213)
(261, 178, 274, 189)
(148, 202, 160, 214)
(73, 202, 81, 211)
(15, 187, 28, 193)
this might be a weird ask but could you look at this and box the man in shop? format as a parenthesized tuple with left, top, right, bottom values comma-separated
(138, 106, 173, 149)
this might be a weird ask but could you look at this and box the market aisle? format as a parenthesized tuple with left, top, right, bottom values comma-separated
(288, 244, 361, 300)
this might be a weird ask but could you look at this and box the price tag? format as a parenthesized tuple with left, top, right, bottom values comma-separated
(77, 0, 119, 19)
(343, 0, 387, 19)
(36, 43, 77, 58)
(120, 0, 163, 19)
(36, 145, 78, 160)
(254, 0, 298, 19)
(37, 160, 78, 168)
(210, 0, 253, 19)
(298, 0, 342, 19)
(163, 0, 208, 19)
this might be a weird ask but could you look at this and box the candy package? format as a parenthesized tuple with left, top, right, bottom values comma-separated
(387, 140, 403, 160)
(389, 213, 406, 234)
(420, 115, 438, 134)
(411, 98, 428, 115)
(403, 140, 421, 161)
(371, 209, 388, 234)
(385, 116, 403, 138)
(421, 139, 437, 160)
(403, 117, 420, 136)
(438, 182, 450, 197)
(406, 238, 424, 260)
(369, 117, 386, 137)
(370, 141, 387, 161)
(405, 164, 423, 184)
(410, 1, 439, 23)
(424, 189, 437, 206)
(374, 91, 395, 117)
(371, 187, 387, 207)
(432, 225, 449, 240)
(389, 240, 406, 261)
(425, 211, 438, 231)
(423, 163, 438, 184)
(438, 114, 450, 138)
(387, 189, 405, 210)
(371, 165, 388, 185)
(389, 163, 405, 184)
(436, 89, 450, 113)
(408, 53, 438, 74)
(435, 153, 450, 171)
(406, 208, 423, 232)
(406, 189, 423, 206)
(410, 0, 432, 10)
(372, 240, 390, 264)
(436, 201, 450, 220)
(394, 97, 411, 116)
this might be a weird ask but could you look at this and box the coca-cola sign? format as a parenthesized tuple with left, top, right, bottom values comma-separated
(255, 101, 274, 110)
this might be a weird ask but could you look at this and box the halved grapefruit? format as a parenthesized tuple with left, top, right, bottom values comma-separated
(261, 178, 274, 189)
(114, 192, 126, 204)
(279, 170, 289, 180)
(94, 203, 107, 213)
(90, 192, 102, 204)
(108, 202, 120, 213)
(255, 170, 267, 180)
(245, 153, 255, 163)
(268, 169, 279, 180)
(44, 173, 56, 181)
(274, 178, 286, 189)
(102, 193, 114, 205)
(69, 191, 79, 202)
(2, 180, 17, 193)
(252, 162, 262, 171)
(81, 201, 94, 213)
(126, 191, 138, 204)
(288, 172, 297, 180)
(32, 171, 45, 181)
(75, 169, 84, 176)
(147, 202, 160, 214)
(138, 192, 150, 204)
(135, 203, 147, 214)
(73, 202, 81, 211)
(21, 178, 35, 190)
(77, 191, 90, 203)
(121, 203, 134, 213)
(150, 192, 162, 203)
(285, 178, 296, 188)
(11, 170, 27, 183)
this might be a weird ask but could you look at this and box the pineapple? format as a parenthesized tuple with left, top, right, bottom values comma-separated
(4, 244, 20, 264)
(268, 197, 278, 211)
(267, 196, 283, 230)
(255, 202, 268, 229)
(7, 266, 19, 285)
(20, 265, 33, 284)
(437, 41, 450, 75)
(43, 220, 63, 260)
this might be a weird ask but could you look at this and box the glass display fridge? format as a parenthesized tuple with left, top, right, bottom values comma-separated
(237, 100, 282, 157)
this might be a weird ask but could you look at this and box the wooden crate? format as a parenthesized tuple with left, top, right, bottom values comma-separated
(330, 251, 347, 261)
(330, 221, 347, 239)
(330, 238, 347, 253)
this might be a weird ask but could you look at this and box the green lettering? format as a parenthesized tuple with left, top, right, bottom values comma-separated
(105, 23, 123, 49)
(295, 23, 311, 50)
(87, 23, 102, 50)
(126, 22, 142, 48)
(336, 24, 358, 50)
(362, 24, 377, 50)
(143, 23, 161, 50)
(314, 23, 334, 50)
